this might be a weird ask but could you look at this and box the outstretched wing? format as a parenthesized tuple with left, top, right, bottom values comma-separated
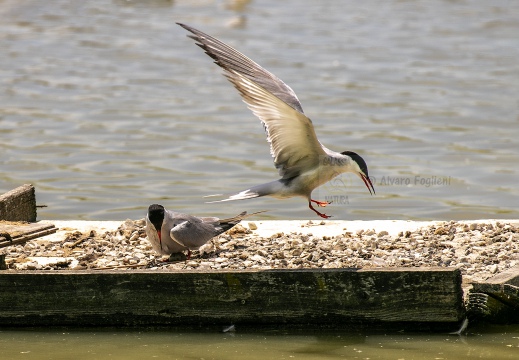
(178, 23, 326, 179)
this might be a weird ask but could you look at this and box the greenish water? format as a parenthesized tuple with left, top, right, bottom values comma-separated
(1, 325, 518, 359)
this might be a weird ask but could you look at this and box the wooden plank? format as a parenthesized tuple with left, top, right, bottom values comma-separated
(0, 267, 464, 329)
(0, 222, 57, 248)
(471, 265, 519, 300)
(468, 265, 519, 323)
(0, 184, 37, 222)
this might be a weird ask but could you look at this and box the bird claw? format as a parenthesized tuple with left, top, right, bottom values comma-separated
(317, 212, 332, 219)
(308, 201, 333, 219)
(311, 199, 332, 207)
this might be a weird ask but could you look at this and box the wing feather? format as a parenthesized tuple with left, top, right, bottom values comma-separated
(170, 217, 215, 249)
(179, 23, 304, 113)
(224, 70, 325, 178)
(178, 23, 326, 179)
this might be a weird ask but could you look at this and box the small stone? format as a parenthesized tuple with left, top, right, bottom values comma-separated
(134, 218, 146, 227)
(129, 232, 140, 242)
(199, 242, 215, 255)
(257, 249, 268, 257)
(311, 252, 322, 262)
(228, 224, 249, 235)
(250, 254, 264, 262)
(469, 223, 478, 231)
(248, 222, 258, 230)
(291, 248, 303, 257)
(319, 243, 332, 252)
(274, 251, 285, 259)
(434, 228, 448, 236)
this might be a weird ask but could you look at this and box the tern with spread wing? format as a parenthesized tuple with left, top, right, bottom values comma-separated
(178, 23, 375, 218)
(145, 204, 262, 260)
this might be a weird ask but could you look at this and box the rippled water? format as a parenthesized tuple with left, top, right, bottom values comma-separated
(1, 325, 519, 360)
(1, 0, 518, 220)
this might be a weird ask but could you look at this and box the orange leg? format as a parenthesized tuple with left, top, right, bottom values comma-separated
(308, 201, 332, 219)
(311, 199, 332, 207)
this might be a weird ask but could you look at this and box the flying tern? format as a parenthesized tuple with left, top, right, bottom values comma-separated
(178, 23, 375, 218)
(145, 204, 262, 260)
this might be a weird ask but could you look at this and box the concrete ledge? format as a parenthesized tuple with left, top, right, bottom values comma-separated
(37, 219, 457, 239)
(38, 218, 519, 239)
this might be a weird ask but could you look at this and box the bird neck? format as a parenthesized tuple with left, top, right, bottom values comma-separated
(320, 151, 355, 173)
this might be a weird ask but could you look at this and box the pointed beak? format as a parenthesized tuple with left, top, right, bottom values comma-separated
(156, 230, 162, 249)
(361, 173, 375, 195)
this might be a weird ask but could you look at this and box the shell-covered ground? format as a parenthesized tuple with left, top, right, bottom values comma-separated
(2, 219, 518, 284)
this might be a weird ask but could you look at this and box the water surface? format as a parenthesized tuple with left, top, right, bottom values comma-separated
(1, 0, 518, 220)
(1, 325, 519, 359)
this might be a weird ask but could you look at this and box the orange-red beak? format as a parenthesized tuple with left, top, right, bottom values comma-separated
(361, 174, 375, 195)
(156, 230, 162, 248)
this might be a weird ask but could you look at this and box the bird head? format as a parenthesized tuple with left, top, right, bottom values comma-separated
(341, 151, 375, 195)
(147, 204, 165, 248)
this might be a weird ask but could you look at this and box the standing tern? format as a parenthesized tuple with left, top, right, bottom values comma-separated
(177, 23, 375, 219)
(145, 204, 263, 260)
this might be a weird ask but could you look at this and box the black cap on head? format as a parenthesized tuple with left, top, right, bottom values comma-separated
(148, 204, 165, 232)
(341, 150, 375, 195)
(341, 151, 369, 177)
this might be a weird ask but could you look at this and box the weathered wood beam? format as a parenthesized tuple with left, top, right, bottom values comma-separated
(0, 267, 464, 330)
(0, 222, 57, 248)
(0, 184, 37, 222)
(468, 265, 519, 323)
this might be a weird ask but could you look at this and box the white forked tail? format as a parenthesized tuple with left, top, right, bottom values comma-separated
(205, 189, 260, 203)
(204, 179, 287, 203)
